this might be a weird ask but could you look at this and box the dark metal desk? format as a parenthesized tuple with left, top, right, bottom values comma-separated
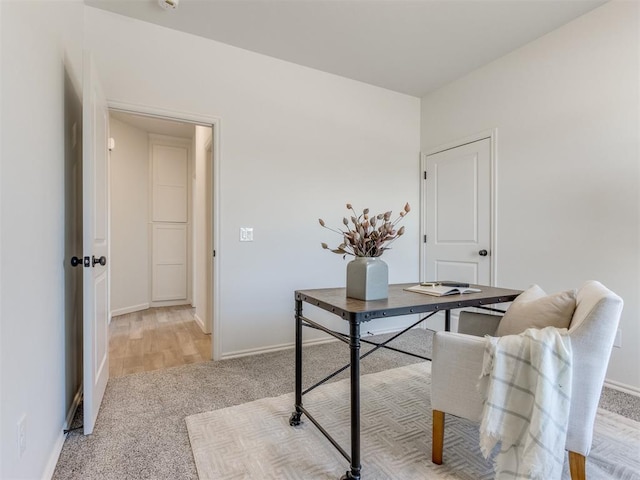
(289, 283, 521, 480)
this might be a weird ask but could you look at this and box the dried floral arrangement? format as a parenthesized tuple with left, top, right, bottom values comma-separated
(319, 203, 410, 258)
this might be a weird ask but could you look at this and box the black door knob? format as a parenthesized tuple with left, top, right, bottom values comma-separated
(70, 256, 83, 267)
(479, 249, 488, 256)
(92, 255, 107, 267)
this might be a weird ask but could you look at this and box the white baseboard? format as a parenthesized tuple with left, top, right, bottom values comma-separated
(110, 303, 149, 318)
(604, 378, 640, 397)
(43, 386, 83, 479)
(150, 299, 192, 308)
(220, 324, 423, 360)
(220, 336, 337, 360)
(43, 431, 66, 480)
(194, 313, 204, 331)
(194, 313, 211, 334)
(361, 325, 419, 337)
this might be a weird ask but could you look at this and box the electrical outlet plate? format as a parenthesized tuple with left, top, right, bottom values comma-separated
(240, 227, 254, 242)
(17, 415, 26, 457)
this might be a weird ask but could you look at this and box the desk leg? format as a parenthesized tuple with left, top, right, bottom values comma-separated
(341, 319, 361, 480)
(445, 310, 451, 332)
(289, 298, 303, 426)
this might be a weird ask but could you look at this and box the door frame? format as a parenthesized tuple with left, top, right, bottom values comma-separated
(204, 137, 213, 335)
(419, 128, 498, 286)
(109, 101, 222, 360)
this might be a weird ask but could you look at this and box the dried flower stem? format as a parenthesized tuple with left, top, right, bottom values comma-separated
(319, 203, 410, 258)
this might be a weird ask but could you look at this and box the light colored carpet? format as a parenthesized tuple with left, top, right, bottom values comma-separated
(187, 363, 640, 480)
(52, 329, 640, 479)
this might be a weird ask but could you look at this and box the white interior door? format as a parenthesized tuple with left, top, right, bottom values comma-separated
(423, 137, 492, 286)
(82, 53, 110, 435)
(150, 140, 189, 303)
(151, 144, 188, 223)
(152, 223, 187, 301)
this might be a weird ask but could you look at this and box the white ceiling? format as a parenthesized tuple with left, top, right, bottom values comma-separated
(110, 110, 196, 137)
(86, 0, 607, 98)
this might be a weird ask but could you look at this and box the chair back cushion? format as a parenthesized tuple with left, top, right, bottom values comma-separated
(496, 284, 576, 336)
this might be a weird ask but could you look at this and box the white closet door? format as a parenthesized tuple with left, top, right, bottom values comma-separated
(152, 224, 187, 301)
(151, 140, 189, 302)
(152, 144, 188, 222)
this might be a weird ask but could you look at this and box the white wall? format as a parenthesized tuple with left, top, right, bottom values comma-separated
(0, 1, 84, 478)
(421, 1, 640, 391)
(109, 117, 150, 315)
(194, 125, 212, 333)
(85, 7, 421, 356)
(2, 2, 633, 477)
(0, 2, 4, 475)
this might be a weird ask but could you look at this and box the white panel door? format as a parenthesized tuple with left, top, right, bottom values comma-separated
(152, 144, 188, 222)
(424, 138, 492, 286)
(152, 224, 187, 301)
(82, 53, 110, 435)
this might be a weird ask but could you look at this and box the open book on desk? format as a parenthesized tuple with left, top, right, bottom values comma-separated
(405, 284, 482, 297)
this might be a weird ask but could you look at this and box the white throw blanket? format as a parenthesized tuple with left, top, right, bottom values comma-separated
(478, 326, 573, 480)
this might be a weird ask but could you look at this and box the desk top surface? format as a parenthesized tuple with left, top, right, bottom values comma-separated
(295, 283, 521, 322)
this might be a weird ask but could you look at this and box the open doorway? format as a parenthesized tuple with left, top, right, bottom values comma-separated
(106, 109, 217, 377)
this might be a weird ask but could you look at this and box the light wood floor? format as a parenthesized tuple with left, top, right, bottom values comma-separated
(109, 305, 211, 378)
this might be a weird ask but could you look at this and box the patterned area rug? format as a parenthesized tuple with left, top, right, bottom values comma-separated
(186, 363, 640, 479)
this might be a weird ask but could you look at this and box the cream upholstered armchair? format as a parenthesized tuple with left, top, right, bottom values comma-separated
(431, 281, 623, 480)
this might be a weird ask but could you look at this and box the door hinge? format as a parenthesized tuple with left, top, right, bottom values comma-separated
(423, 171, 427, 180)
(213, 250, 216, 257)
(424, 235, 427, 243)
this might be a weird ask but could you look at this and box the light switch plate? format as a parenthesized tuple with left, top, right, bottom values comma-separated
(240, 227, 254, 242)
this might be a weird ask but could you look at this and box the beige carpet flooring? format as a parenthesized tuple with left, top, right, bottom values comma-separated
(187, 363, 640, 480)
(52, 330, 640, 479)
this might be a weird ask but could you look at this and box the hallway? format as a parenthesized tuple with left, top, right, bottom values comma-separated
(108, 305, 211, 378)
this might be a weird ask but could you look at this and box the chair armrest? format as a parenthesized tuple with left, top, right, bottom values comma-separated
(431, 331, 486, 422)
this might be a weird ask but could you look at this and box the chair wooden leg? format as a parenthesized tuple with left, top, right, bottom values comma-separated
(568, 451, 586, 480)
(432, 410, 445, 465)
